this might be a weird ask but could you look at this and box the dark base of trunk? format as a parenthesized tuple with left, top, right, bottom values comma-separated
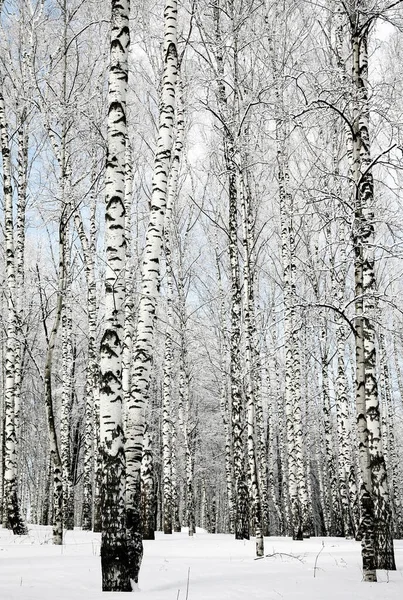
(7, 490, 28, 535)
(127, 482, 144, 585)
(143, 529, 155, 540)
(235, 530, 250, 540)
(101, 554, 132, 592)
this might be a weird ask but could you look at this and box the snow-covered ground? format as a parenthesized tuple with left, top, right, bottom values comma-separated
(0, 526, 402, 599)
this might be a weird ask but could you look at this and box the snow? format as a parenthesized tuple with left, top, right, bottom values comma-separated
(1, 526, 402, 599)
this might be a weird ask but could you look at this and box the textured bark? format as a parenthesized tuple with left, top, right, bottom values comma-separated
(61, 224, 74, 531)
(379, 331, 403, 537)
(171, 423, 181, 533)
(13, 113, 28, 531)
(215, 241, 234, 533)
(122, 143, 134, 417)
(125, 0, 178, 583)
(162, 199, 174, 535)
(348, 17, 395, 576)
(266, 14, 310, 539)
(321, 329, 342, 536)
(99, 0, 131, 591)
(42, 214, 67, 545)
(266, 340, 283, 534)
(0, 91, 27, 535)
(162, 331, 173, 535)
(334, 223, 356, 538)
(75, 185, 98, 531)
(213, 0, 248, 541)
(241, 168, 263, 555)
(141, 429, 156, 540)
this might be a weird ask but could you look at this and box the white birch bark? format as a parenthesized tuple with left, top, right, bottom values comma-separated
(74, 176, 98, 531)
(0, 91, 27, 535)
(265, 339, 283, 534)
(42, 211, 67, 545)
(320, 327, 342, 536)
(212, 0, 248, 540)
(240, 171, 263, 555)
(99, 0, 131, 591)
(378, 329, 403, 537)
(214, 240, 234, 533)
(122, 143, 134, 416)
(61, 220, 74, 531)
(13, 112, 28, 519)
(125, 0, 179, 583)
(140, 428, 156, 540)
(342, 6, 396, 576)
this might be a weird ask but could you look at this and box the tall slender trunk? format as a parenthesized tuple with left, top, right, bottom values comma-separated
(14, 112, 28, 530)
(61, 224, 74, 531)
(122, 143, 134, 415)
(99, 0, 131, 591)
(212, 0, 248, 541)
(214, 241, 234, 532)
(42, 214, 67, 545)
(0, 92, 27, 535)
(349, 21, 395, 576)
(378, 330, 403, 537)
(240, 169, 263, 555)
(321, 328, 342, 536)
(125, 0, 178, 583)
(75, 178, 98, 531)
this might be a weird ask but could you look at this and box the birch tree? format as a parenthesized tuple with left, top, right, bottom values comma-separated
(99, 0, 131, 591)
(125, 0, 179, 584)
(0, 90, 27, 536)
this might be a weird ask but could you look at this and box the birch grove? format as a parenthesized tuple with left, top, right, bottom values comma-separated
(1, 0, 403, 591)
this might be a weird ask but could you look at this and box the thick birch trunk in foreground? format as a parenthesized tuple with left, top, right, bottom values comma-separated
(348, 16, 395, 578)
(99, 0, 131, 591)
(125, 0, 179, 583)
(0, 92, 27, 535)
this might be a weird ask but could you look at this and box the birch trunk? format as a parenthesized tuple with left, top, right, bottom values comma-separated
(75, 183, 98, 531)
(212, 0, 248, 541)
(125, 0, 179, 583)
(42, 214, 67, 545)
(61, 224, 74, 531)
(321, 329, 342, 536)
(214, 241, 234, 532)
(141, 429, 156, 540)
(349, 20, 395, 575)
(0, 92, 27, 535)
(99, 0, 131, 591)
(240, 171, 263, 555)
(122, 143, 134, 415)
(13, 112, 28, 529)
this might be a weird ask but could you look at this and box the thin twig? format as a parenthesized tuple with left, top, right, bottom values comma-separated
(314, 541, 325, 578)
(255, 552, 304, 562)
